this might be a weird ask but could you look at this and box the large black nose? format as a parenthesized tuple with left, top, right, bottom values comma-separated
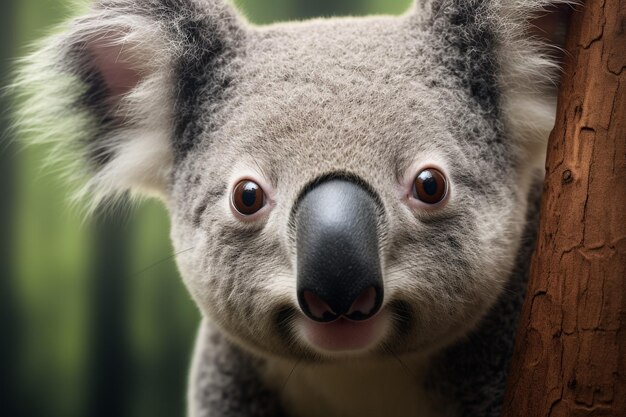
(295, 179, 383, 322)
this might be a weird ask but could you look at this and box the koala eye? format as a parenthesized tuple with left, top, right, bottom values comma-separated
(232, 180, 266, 216)
(413, 168, 448, 205)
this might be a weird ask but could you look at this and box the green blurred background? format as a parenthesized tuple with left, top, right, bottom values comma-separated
(0, 1, 412, 416)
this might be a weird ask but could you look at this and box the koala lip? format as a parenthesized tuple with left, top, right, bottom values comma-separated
(297, 308, 389, 353)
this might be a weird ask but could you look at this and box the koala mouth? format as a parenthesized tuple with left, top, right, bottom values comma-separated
(297, 308, 389, 353)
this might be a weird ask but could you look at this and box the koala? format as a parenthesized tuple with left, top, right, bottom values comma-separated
(15, 0, 573, 416)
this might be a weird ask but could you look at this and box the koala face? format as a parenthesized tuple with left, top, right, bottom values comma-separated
(170, 15, 544, 359)
(17, 0, 567, 361)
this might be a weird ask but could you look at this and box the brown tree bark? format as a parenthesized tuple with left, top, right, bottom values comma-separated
(501, 1, 626, 416)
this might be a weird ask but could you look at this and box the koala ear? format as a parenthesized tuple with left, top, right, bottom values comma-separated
(415, 0, 575, 164)
(14, 0, 244, 207)
(527, 3, 572, 48)
(495, 1, 575, 157)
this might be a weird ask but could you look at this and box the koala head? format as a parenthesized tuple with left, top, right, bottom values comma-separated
(16, 0, 571, 361)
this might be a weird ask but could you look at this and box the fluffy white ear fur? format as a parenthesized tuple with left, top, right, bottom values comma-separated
(14, 10, 179, 210)
(493, 1, 576, 168)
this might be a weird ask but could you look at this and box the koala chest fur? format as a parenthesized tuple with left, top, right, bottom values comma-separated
(16, 0, 571, 416)
(263, 356, 438, 417)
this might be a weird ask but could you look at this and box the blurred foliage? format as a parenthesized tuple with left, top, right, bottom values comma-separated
(1, 0, 412, 416)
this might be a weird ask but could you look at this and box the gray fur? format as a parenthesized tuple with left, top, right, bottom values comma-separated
(14, 0, 572, 416)
(188, 178, 542, 416)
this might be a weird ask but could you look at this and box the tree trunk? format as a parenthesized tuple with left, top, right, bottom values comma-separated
(501, 1, 626, 416)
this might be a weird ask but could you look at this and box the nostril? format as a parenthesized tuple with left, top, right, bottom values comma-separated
(302, 291, 338, 322)
(300, 286, 383, 322)
(345, 286, 381, 321)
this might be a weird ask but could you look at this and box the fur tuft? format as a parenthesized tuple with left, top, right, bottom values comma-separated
(416, 0, 577, 172)
(491, 0, 578, 169)
(13, 7, 178, 210)
(12, 0, 243, 211)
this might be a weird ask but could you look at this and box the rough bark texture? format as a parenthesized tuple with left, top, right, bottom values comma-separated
(501, 1, 626, 416)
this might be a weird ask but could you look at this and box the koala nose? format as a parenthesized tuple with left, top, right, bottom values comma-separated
(295, 179, 384, 322)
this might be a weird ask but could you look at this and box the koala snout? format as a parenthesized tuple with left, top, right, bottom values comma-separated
(295, 179, 383, 323)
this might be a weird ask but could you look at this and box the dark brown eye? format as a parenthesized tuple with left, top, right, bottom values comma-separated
(413, 168, 448, 204)
(232, 180, 265, 215)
